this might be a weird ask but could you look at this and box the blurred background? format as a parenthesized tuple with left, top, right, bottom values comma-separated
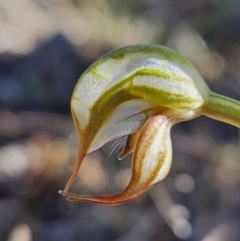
(1, 0, 240, 240)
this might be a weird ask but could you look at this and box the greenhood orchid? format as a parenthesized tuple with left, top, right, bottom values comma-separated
(59, 44, 240, 205)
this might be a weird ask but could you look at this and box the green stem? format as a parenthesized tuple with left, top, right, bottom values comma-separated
(202, 92, 240, 128)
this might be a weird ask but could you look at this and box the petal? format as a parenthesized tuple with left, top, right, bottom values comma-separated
(88, 98, 159, 153)
(60, 115, 172, 205)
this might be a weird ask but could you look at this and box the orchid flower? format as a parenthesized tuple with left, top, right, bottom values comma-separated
(59, 44, 240, 205)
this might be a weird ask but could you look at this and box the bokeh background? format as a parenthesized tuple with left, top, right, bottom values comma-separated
(1, 0, 240, 240)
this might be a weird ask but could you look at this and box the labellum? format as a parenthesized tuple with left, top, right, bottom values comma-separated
(59, 44, 240, 205)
